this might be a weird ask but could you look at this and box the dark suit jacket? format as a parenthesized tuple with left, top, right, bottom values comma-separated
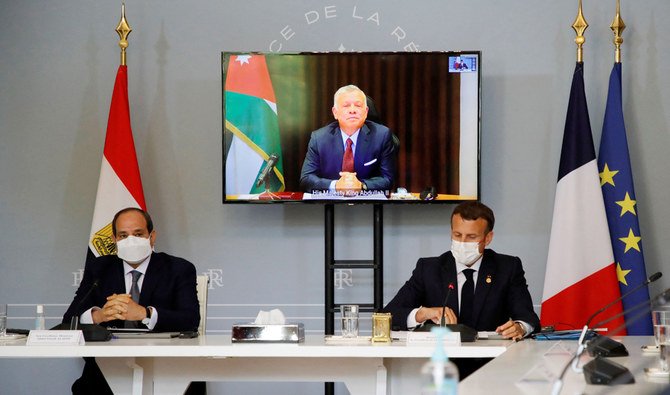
(62, 252, 200, 332)
(299, 120, 395, 192)
(383, 249, 540, 332)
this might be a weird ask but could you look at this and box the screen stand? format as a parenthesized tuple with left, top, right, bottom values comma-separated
(323, 203, 384, 395)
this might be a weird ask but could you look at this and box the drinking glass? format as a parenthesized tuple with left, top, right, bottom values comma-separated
(0, 304, 7, 337)
(654, 324, 670, 372)
(340, 305, 359, 338)
(652, 310, 670, 346)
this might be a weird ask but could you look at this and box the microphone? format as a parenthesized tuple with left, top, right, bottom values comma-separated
(75, 279, 99, 318)
(552, 273, 662, 395)
(647, 271, 663, 282)
(581, 288, 670, 386)
(581, 271, 661, 333)
(568, 271, 662, 374)
(573, 271, 662, 351)
(53, 278, 112, 342)
(440, 283, 455, 327)
(591, 286, 670, 331)
(415, 282, 476, 341)
(255, 154, 279, 188)
(583, 272, 662, 357)
(551, 287, 670, 394)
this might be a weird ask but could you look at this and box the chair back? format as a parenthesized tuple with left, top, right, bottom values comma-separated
(196, 275, 209, 335)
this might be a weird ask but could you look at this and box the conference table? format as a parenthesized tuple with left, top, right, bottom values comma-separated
(0, 334, 506, 394)
(461, 336, 669, 395)
(0, 334, 667, 394)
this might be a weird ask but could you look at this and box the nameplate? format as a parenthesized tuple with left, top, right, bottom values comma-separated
(406, 331, 461, 346)
(26, 330, 85, 346)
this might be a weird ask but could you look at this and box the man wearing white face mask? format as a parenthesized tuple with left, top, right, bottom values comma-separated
(383, 201, 540, 341)
(63, 207, 200, 394)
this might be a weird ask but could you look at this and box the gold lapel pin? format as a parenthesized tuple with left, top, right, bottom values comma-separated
(486, 275, 492, 284)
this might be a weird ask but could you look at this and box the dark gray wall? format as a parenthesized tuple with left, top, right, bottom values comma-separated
(2, 1, 669, 393)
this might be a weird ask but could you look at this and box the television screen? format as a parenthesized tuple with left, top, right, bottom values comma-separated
(222, 51, 481, 203)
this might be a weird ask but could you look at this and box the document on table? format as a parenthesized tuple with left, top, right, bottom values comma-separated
(478, 331, 505, 340)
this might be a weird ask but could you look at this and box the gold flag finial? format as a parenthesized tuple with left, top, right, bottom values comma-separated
(611, 0, 626, 63)
(572, 0, 588, 63)
(115, 3, 132, 66)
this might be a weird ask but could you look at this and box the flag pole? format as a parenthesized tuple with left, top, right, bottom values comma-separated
(572, 0, 588, 63)
(115, 3, 132, 66)
(610, 0, 626, 64)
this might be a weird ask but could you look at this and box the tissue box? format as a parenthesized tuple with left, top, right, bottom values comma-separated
(231, 323, 305, 343)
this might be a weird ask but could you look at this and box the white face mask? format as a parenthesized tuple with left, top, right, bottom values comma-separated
(116, 235, 152, 264)
(451, 239, 482, 266)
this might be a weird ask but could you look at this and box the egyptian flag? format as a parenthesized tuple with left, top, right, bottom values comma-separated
(87, 65, 146, 263)
(541, 63, 626, 334)
(224, 54, 285, 196)
(598, 63, 652, 335)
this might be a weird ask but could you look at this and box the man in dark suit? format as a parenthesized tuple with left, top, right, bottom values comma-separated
(299, 85, 395, 194)
(63, 207, 200, 394)
(383, 201, 540, 338)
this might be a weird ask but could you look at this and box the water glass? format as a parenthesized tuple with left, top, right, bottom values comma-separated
(340, 304, 359, 338)
(652, 310, 670, 346)
(655, 324, 670, 372)
(0, 304, 7, 337)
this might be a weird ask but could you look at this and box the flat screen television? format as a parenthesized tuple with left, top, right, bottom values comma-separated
(222, 51, 481, 203)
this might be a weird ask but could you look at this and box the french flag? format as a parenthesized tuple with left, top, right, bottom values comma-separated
(540, 63, 626, 334)
(86, 65, 146, 263)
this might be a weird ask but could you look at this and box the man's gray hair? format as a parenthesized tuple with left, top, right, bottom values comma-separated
(333, 85, 367, 109)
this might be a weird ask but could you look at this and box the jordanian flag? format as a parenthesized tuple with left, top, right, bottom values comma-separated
(87, 65, 146, 263)
(224, 54, 285, 195)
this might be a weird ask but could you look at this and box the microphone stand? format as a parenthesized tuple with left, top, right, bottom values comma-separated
(551, 321, 599, 395)
(569, 271, 662, 372)
(259, 176, 280, 200)
(440, 283, 454, 327)
(551, 287, 670, 395)
(256, 154, 280, 200)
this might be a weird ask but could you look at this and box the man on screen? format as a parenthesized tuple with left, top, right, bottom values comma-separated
(63, 208, 200, 394)
(383, 201, 539, 338)
(299, 85, 395, 194)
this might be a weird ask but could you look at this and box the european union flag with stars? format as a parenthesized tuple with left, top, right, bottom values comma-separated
(598, 63, 652, 335)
